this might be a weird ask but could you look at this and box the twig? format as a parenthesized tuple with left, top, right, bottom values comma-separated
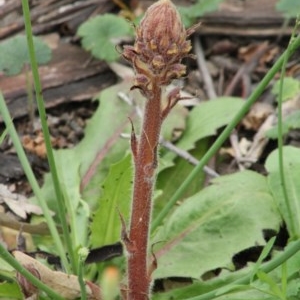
(229, 129, 245, 171)
(224, 42, 269, 96)
(193, 36, 217, 99)
(160, 137, 219, 178)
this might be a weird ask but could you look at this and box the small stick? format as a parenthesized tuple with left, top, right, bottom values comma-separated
(160, 137, 219, 178)
(194, 36, 217, 99)
(224, 42, 269, 96)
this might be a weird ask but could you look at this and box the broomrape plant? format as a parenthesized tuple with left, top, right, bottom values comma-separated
(122, 1, 198, 298)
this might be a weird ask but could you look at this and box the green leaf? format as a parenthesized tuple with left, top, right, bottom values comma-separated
(77, 14, 133, 62)
(173, 97, 244, 152)
(160, 97, 244, 173)
(266, 110, 300, 139)
(0, 257, 14, 273)
(90, 154, 132, 247)
(154, 247, 300, 300)
(213, 288, 275, 300)
(276, 0, 300, 17)
(179, 0, 224, 27)
(271, 77, 300, 102)
(287, 278, 300, 299)
(155, 273, 284, 299)
(153, 276, 267, 300)
(215, 288, 273, 300)
(260, 252, 300, 300)
(0, 282, 22, 299)
(265, 146, 300, 239)
(153, 170, 281, 279)
(254, 270, 284, 298)
(0, 35, 51, 76)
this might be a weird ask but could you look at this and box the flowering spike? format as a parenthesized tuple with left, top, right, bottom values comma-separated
(122, 2, 198, 298)
(122, 0, 196, 93)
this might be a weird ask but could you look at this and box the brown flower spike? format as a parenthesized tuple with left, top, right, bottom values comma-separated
(122, 1, 197, 299)
(123, 0, 196, 95)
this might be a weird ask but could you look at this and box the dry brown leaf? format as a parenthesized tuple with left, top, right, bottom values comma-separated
(209, 39, 238, 55)
(22, 132, 48, 158)
(286, 63, 300, 77)
(16, 263, 40, 299)
(0, 184, 43, 219)
(238, 43, 279, 66)
(242, 102, 274, 130)
(0, 227, 34, 251)
(243, 114, 275, 165)
(13, 251, 101, 300)
(243, 95, 300, 164)
(22, 130, 62, 158)
(281, 94, 300, 117)
(221, 115, 275, 166)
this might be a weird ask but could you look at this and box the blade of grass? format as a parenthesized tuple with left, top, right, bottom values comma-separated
(249, 236, 276, 283)
(21, 0, 76, 273)
(152, 34, 300, 232)
(276, 21, 300, 239)
(281, 262, 287, 298)
(0, 92, 67, 270)
(0, 241, 64, 299)
(78, 248, 89, 300)
(0, 127, 8, 145)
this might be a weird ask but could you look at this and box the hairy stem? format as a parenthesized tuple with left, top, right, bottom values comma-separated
(128, 84, 162, 299)
(122, 1, 196, 297)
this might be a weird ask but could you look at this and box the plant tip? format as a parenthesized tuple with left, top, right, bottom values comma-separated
(123, 0, 195, 94)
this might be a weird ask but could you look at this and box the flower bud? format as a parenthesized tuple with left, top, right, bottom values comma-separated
(139, 0, 186, 54)
(123, 0, 197, 92)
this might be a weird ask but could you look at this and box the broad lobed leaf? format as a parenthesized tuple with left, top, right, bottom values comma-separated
(153, 170, 281, 279)
(0, 35, 51, 76)
(271, 77, 300, 102)
(77, 14, 133, 62)
(167, 97, 244, 153)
